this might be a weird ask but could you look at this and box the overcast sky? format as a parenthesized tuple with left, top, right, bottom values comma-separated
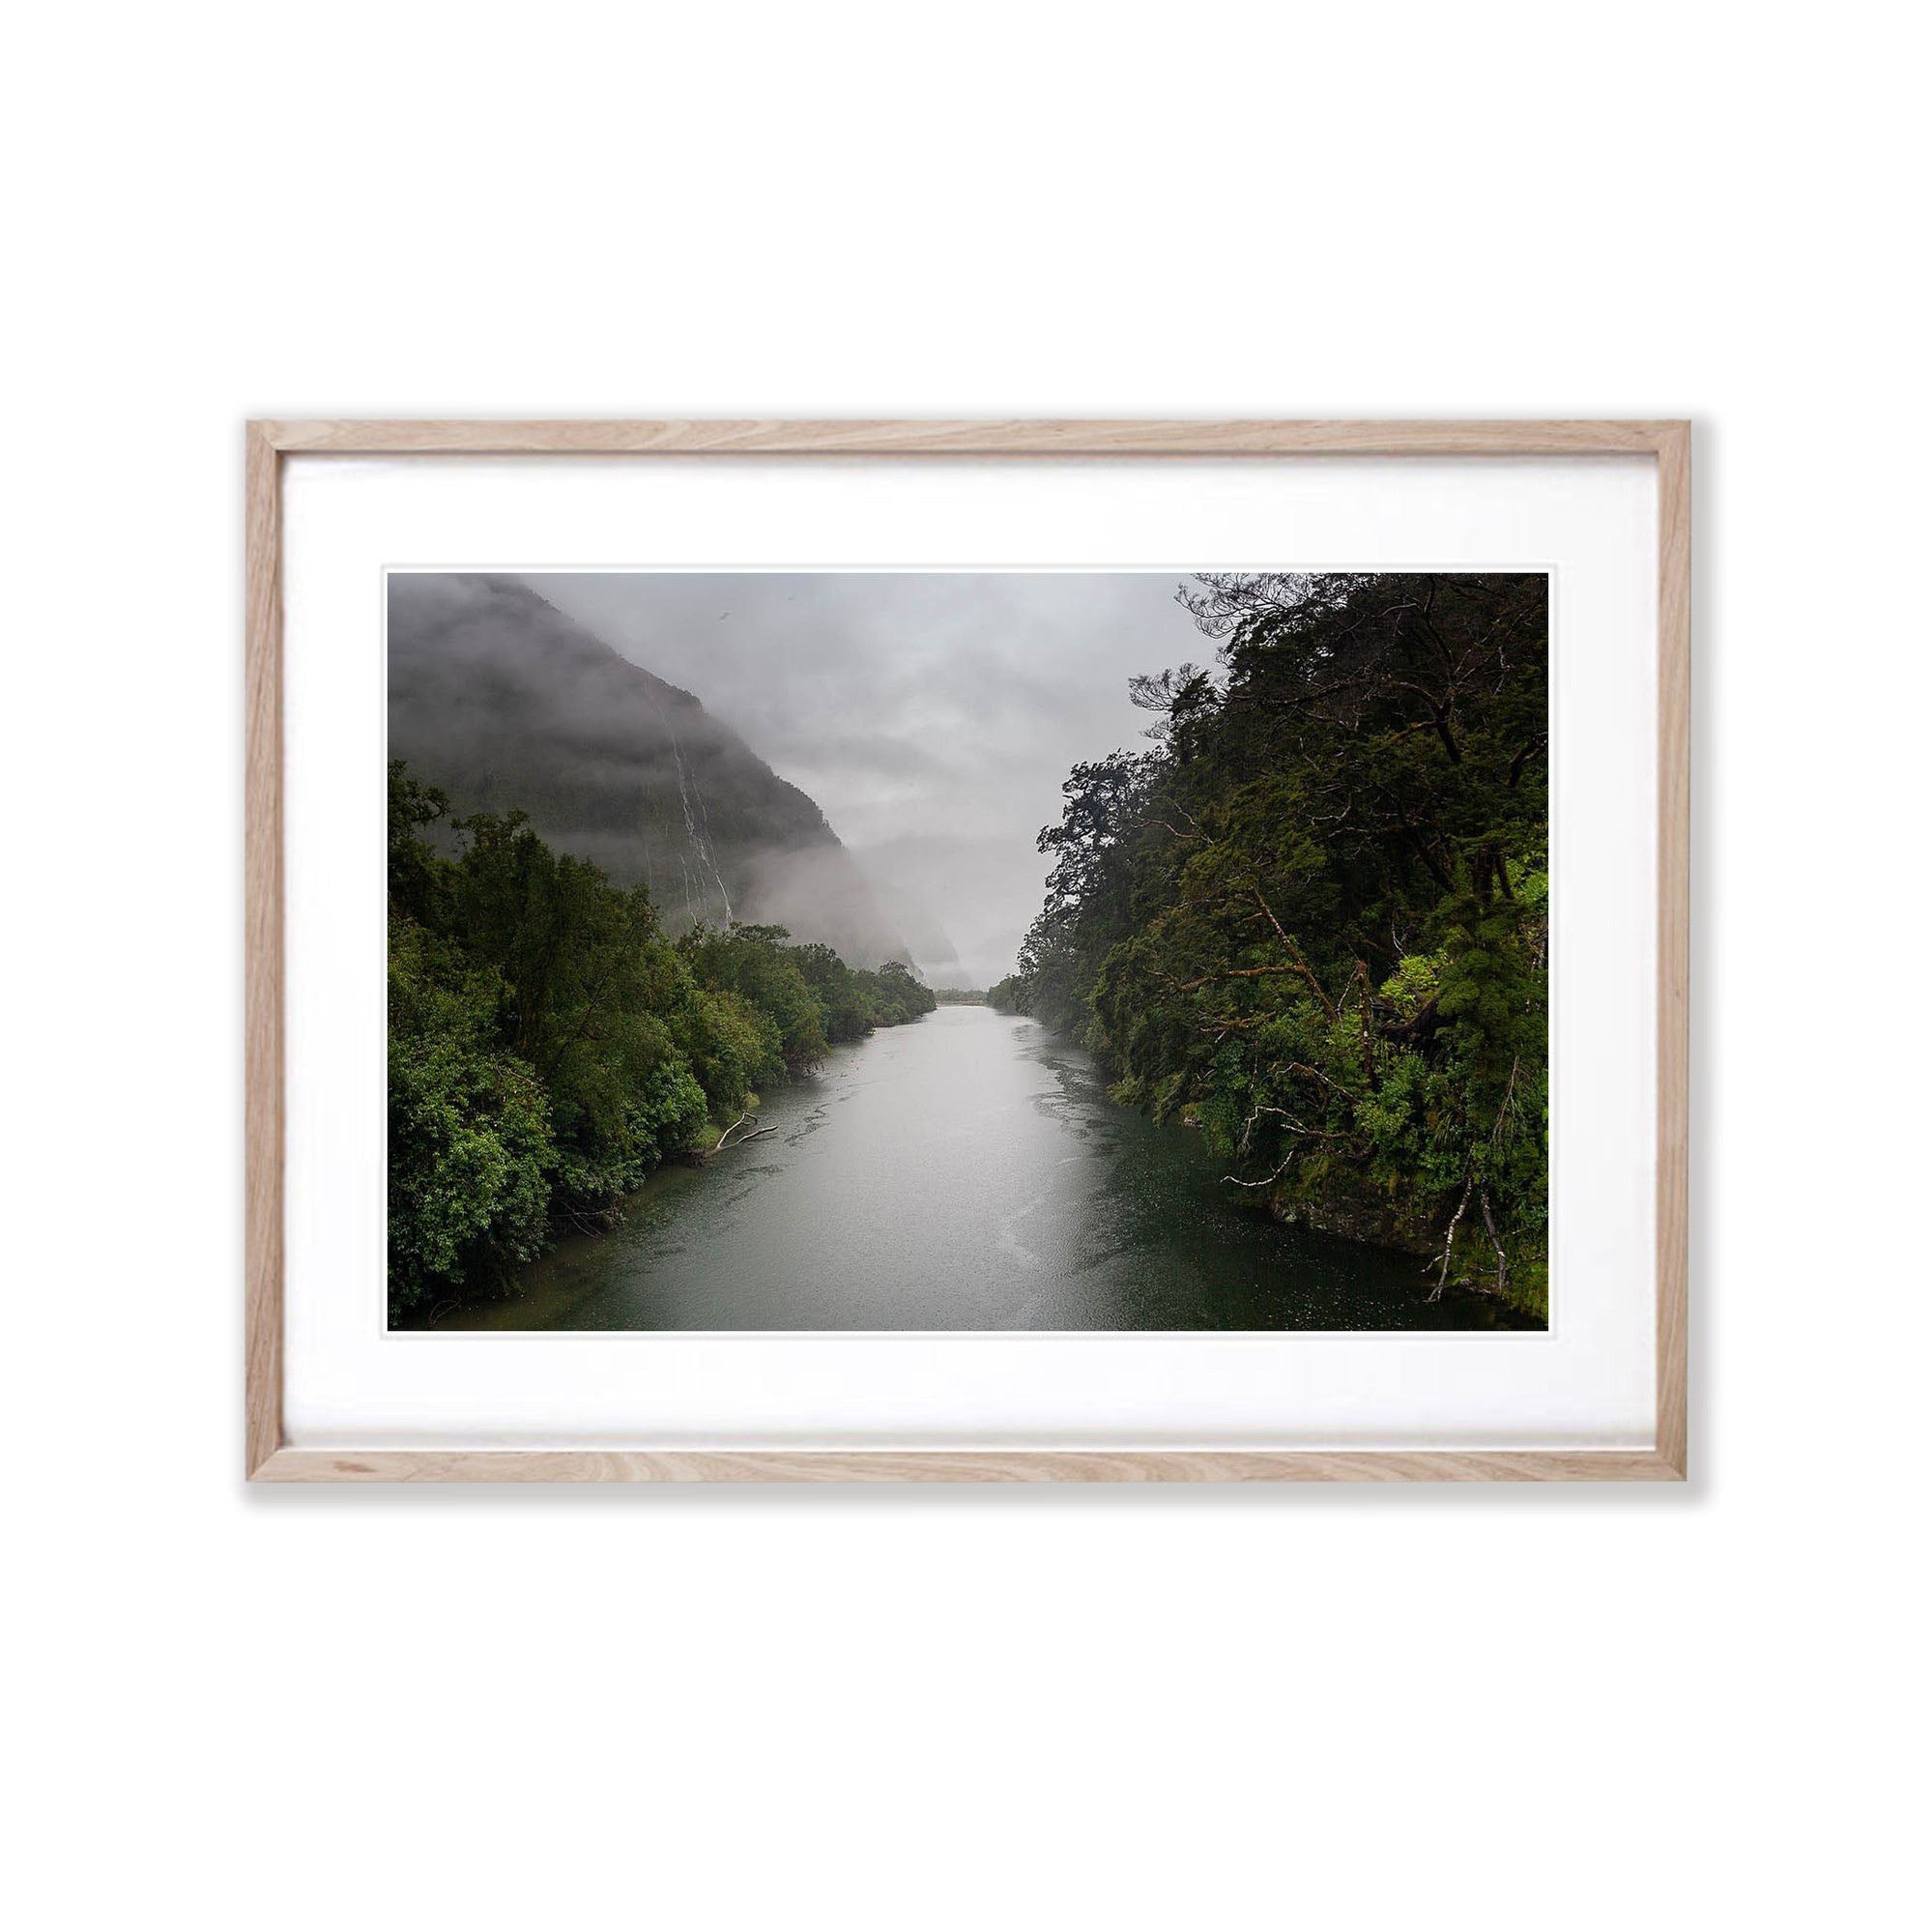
(523, 572, 1213, 986)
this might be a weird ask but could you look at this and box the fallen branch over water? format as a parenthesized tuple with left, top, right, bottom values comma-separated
(703, 1110, 780, 1160)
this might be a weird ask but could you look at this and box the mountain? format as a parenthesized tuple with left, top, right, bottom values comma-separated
(387, 573, 912, 967)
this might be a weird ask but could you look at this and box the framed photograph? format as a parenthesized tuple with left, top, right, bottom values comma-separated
(246, 419, 1688, 1482)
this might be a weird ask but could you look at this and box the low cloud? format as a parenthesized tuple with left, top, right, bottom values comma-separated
(523, 571, 1213, 984)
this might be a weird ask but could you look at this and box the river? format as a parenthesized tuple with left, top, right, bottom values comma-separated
(421, 1005, 1534, 1331)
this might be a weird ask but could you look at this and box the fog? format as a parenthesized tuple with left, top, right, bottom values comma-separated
(524, 572, 1210, 987)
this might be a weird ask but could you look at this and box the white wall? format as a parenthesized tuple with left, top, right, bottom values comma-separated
(7, 5, 1925, 1929)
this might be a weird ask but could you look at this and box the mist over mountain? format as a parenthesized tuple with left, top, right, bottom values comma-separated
(387, 574, 913, 968)
(851, 835, 1041, 991)
(846, 862, 965, 987)
(525, 571, 1201, 990)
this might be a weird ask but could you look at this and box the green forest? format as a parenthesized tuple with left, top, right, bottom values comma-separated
(388, 762, 935, 1319)
(990, 572, 1549, 1317)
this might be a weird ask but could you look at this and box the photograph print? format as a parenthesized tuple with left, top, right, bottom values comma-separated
(387, 568, 1548, 1332)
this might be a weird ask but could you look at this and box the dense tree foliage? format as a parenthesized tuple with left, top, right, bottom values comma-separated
(388, 762, 935, 1318)
(994, 574, 1549, 1315)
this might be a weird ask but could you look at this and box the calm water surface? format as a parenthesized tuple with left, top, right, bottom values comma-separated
(425, 1006, 1535, 1331)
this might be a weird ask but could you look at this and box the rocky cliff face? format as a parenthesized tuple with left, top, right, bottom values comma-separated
(388, 573, 912, 967)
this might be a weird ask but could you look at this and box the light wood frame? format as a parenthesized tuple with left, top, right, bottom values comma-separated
(245, 419, 1689, 1483)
